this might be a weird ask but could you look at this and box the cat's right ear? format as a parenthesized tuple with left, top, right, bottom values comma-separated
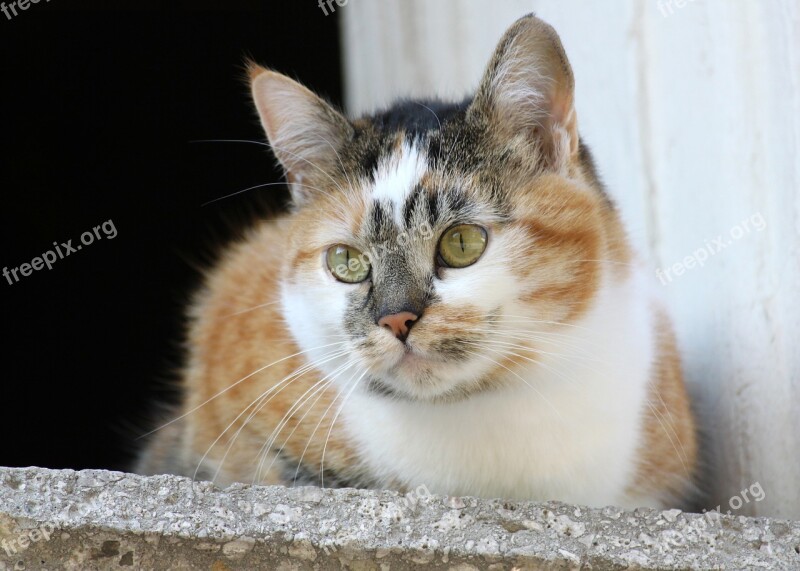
(248, 63, 353, 205)
(468, 15, 578, 171)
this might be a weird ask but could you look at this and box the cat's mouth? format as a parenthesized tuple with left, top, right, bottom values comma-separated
(387, 337, 468, 366)
(390, 346, 432, 371)
(360, 330, 481, 372)
(354, 332, 498, 401)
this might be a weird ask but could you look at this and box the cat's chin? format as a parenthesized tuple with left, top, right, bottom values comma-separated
(364, 371, 497, 403)
(391, 347, 429, 369)
(380, 342, 454, 376)
(368, 345, 431, 378)
(360, 350, 484, 402)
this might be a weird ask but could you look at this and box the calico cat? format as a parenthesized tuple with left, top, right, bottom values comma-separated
(137, 14, 697, 509)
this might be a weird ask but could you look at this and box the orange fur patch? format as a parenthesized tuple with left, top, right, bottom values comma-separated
(178, 220, 359, 486)
(628, 308, 698, 503)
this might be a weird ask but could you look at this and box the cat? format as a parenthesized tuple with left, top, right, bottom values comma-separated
(136, 14, 697, 509)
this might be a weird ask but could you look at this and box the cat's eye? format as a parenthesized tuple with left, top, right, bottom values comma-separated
(326, 245, 371, 283)
(437, 224, 488, 268)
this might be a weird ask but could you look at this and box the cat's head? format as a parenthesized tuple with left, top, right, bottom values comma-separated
(249, 14, 625, 402)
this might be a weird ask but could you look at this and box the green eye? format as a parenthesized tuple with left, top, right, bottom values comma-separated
(438, 224, 488, 268)
(326, 244, 371, 283)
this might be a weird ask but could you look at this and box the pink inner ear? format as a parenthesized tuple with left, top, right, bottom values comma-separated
(550, 91, 579, 157)
(549, 84, 573, 126)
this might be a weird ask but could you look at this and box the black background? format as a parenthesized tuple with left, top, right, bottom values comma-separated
(0, 1, 342, 471)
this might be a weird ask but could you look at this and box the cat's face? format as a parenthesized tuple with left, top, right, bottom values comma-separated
(251, 16, 621, 401)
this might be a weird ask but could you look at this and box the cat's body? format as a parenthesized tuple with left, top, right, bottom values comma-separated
(137, 15, 697, 509)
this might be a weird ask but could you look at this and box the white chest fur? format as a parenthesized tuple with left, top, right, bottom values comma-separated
(341, 270, 658, 509)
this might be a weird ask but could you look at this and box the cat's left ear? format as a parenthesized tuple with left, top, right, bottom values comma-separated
(469, 14, 578, 170)
(249, 63, 353, 204)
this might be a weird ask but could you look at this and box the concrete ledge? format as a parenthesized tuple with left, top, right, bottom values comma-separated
(1, 467, 798, 570)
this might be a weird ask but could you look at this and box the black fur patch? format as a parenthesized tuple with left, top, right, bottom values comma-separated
(370, 201, 392, 235)
(276, 449, 368, 489)
(367, 97, 472, 137)
(402, 184, 424, 226)
(366, 376, 403, 399)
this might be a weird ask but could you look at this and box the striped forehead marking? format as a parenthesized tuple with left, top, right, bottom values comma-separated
(369, 141, 428, 227)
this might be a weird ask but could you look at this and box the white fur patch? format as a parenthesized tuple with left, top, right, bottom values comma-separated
(369, 142, 427, 225)
(340, 266, 661, 509)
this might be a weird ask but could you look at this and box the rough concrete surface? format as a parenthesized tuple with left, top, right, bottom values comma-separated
(0, 467, 798, 570)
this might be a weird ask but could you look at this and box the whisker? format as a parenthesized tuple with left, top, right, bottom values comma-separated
(190, 138, 270, 148)
(482, 316, 595, 333)
(262, 359, 360, 483)
(254, 375, 334, 484)
(191, 138, 352, 216)
(462, 341, 581, 393)
(476, 337, 606, 366)
(415, 102, 443, 132)
(138, 340, 348, 440)
(469, 327, 604, 354)
(223, 299, 281, 318)
(645, 399, 691, 477)
(460, 347, 564, 420)
(571, 258, 639, 268)
(201, 181, 328, 207)
(313, 133, 359, 201)
(291, 360, 364, 485)
(195, 348, 350, 483)
(253, 358, 355, 484)
(320, 366, 368, 487)
(651, 391, 691, 475)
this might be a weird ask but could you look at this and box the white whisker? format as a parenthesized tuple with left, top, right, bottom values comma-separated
(460, 347, 564, 420)
(263, 359, 361, 483)
(253, 357, 355, 484)
(320, 366, 368, 487)
(195, 347, 349, 483)
(139, 340, 347, 440)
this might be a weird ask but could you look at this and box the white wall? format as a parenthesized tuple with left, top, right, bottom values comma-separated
(342, 0, 800, 518)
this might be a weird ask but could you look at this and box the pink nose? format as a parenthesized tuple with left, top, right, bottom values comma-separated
(378, 311, 419, 342)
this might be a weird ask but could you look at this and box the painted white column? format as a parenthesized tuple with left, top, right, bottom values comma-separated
(342, 0, 800, 518)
